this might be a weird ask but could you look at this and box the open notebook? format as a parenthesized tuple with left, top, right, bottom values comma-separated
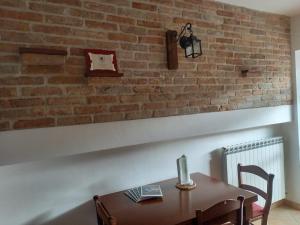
(124, 185, 163, 203)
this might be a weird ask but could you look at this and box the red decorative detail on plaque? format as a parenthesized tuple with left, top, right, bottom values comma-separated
(85, 49, 123, 77)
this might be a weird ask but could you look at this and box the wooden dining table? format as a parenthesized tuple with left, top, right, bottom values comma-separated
(94, 173, 258, 225)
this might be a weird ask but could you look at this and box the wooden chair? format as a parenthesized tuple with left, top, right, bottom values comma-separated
(237, 164, 274, 225)
(196, 196, 245, 225)
(93, 195, 117, 225)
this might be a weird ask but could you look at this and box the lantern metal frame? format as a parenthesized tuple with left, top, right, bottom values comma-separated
(177, 23, 202, 58)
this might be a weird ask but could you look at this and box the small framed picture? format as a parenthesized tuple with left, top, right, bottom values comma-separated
(85, 49, 122, 77)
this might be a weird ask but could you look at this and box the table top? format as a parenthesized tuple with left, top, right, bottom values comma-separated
(97, 173, 258, 225)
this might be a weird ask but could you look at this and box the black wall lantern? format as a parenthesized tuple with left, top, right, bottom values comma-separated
(166, 23, 202, 70)
(178, 23, 202, 58)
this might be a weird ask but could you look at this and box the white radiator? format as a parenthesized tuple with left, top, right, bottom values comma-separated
(223, 137, 285, 206)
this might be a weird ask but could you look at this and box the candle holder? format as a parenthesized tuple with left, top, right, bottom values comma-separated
(176, 155, 196, 190)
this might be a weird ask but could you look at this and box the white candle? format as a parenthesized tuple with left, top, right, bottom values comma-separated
(177, 155, 192, 185)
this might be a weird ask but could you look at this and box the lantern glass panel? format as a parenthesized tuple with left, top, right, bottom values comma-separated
(192, 37, 202, 58)
(185, 45, 193, 57)
(193, 40, 200, 54)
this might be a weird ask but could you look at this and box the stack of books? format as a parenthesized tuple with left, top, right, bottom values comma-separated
(124, 184, 163, 203)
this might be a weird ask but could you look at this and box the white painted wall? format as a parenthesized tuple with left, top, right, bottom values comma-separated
(0, 123, 285, 225)
(284, 15, 300, 203)
(217, 0, 300, 16)
(0, 105, 291, 166)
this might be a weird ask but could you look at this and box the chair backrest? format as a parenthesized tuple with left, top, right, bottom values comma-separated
(94, 196, 117, 225)
(196, 196, 245, 225)
(237, 164, 274, 225)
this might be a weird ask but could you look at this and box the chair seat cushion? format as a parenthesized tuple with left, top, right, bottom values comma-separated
(252, 203, 264, 219)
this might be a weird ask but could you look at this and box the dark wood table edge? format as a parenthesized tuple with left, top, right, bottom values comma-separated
(93, 173, 258, 225)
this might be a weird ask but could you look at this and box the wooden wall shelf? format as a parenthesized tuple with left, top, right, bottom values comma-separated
(241, 69, 249, 77)
(19, 47, 67, 56)
(166, 30, 178, 70)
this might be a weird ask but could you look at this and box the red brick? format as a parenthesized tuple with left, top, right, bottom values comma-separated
(47, 97, 85, 105)
(0, 98, 44, 108)
(96, 86, 133, 95)
(64, 65, 86, 75)
(0, 8, 43, 22)
(150, 94, 174, 101)
(0, 19, 30, 31)
(132, 2, 157, 11)
(0, 108, 45, 119)
(211, 97, 228, 105)
(47, 0, 82, 6)
(22, 87, 62, 96)
(216, 38, 233, 44)
(110, 104, 139, 112)
(0, 43, 20, 53)
(29, 2, 65, 15)
(137, 20, 161, 28)
(153, 109, 178, 117)
(14, 118, 55, 129)
(48, 76, 85, 84)
(125, 111, 153, 120)
(216, 10, 234, 17)
(0, 0, 27, 8)
(83, 1, 116, 13)
(122, 78, 148, 85)
(250, 29, 266, 35)
(87, 96, 118, 104)
(174, 78, 197, 85)
(85, 20, 117, 31)
(43, 35, 85, 46)
(133, 86, 159, 93)
(149, 0, 173, 6)
(224, 18, 240, 25)
(200, 105, 220, 113)
(120, 94, 149, 103)
(66, 56, 84, 65)
(167, 101, 188, 108)
(66, 86, 95, 96)
(0, 65, 19, 74)
(142, 102, 166, 110)
(22, 65, 64, 74)
(87, 77, 122, 85)
(108, 33, 137, 43)
(160, 86, 184, 93)
(57, 116, 92, 126)
(47, 107, 73, 116)
(0, 88, 17, 97)
(174, 1, 195, 10)
(21, 54, 65, 65)
(32, 24, 72, 36)
(119, 61, 147, 69)
(0, 77, 44, 85)
(0, 121, 10, 131)
(120, 25, 146, 35)
(45, 15, 83, 26)
(106, 15, 135, 25)
(0, 55, 19, 64)
(94, 113, 124, 123)
(120, 43, 148, 51)
(138, 36, 164, 45)
(74, 106, 107, 114)
(82, 11, 104, 20)
(0, 31, 43, 43)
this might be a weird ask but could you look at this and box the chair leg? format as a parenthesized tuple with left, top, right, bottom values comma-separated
(96, 214, 104, 225)
(261, 215, 268, 225)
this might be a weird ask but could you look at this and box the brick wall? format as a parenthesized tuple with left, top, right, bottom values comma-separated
(0, 0, 292, 131)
